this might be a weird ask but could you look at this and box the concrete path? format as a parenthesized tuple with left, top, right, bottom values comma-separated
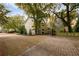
(21, 36, 79, 56)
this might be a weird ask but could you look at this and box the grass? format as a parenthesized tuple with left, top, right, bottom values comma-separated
(0, 35, 40, 56)
(57, 32, 79, 37)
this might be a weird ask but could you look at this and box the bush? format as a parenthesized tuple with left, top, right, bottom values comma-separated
(16, 25, 27, 35)
(2, 16, 27, 35)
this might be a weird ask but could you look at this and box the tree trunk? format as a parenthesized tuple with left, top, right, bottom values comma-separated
(66, 4, 73, 33)
(68, 25, 73, 32)
(34, 20, 38, 35)
(34, 17, 42, 35)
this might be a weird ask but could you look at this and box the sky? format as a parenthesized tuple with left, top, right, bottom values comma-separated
(3, 3, 66, 16)
(3, 3, 25, 16)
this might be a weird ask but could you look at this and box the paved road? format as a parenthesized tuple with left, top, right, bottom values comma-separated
(21, 36, 79, 56)
(0, 33, 79, 56)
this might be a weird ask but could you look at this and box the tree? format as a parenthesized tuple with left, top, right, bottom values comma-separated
(16, 3, 53, 35)
(52, 3, 79, 32)
(2, 16, 27, 35)
(75, 14, 79, 32)
(16, 3, 79, 33)
(0, 4, 10, 25)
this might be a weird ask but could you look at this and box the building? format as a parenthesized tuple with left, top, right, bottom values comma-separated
(25, 18, 35, 35)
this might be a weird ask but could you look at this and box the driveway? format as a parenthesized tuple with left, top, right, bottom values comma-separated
(21, 36, 79, 56)
(0, 33, 79, 56)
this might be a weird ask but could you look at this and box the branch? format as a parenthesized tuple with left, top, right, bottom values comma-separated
(69, 4, 77, 12)
(53, 12, 62, 19)
(53, 12, 68, 26)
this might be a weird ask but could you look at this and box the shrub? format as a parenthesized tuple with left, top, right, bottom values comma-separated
(16, 25, 27, 35)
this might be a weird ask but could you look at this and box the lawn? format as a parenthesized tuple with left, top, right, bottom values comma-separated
(57, 32, 79, 37)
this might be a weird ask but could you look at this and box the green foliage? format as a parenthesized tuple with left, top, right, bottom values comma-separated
(53, 3, 79, 32)
(3, 16, 23, 30)
(2, 16, 27, 35)
(16, 3, 79, 34)
(75, 18, 79, 32)
(0, 4, 10, 25)
(16, 3, 53, 34)
(16, 25, 27, 35)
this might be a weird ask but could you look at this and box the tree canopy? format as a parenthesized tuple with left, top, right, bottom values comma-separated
(0, 4, 10, 25)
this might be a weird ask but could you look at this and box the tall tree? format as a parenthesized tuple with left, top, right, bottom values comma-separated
(53, 3, 79, 32)
(16, 3, 53, 34)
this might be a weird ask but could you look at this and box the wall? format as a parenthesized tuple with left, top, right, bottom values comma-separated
(25, 18, 35, 35)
